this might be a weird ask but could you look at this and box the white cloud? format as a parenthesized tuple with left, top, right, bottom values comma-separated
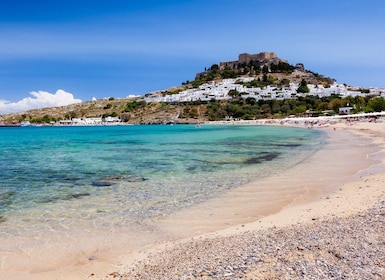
(126, 94, 141, 98)
(0, 89, 82, 115)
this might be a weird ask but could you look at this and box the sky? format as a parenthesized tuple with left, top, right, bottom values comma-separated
(1, 0, 385, 114)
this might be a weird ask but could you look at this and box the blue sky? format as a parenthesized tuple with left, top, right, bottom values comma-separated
(1, 0, 385, 113)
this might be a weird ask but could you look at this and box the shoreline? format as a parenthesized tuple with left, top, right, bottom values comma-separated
(115, 120, 385, 279)
(1, 120, 384, 279)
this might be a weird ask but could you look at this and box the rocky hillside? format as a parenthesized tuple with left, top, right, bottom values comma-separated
(0, 52, 337, 125)
(0, 97, 208, 125)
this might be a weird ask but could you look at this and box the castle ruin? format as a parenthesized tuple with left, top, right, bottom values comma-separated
(219, 52, 287, 70)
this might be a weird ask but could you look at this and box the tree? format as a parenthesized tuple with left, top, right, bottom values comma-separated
(245, 97, 257, 105)
(290, 105, 307, 115)
(210, 64, 219, 74)
(353, 95, 366, 112)
(42, 115, 52, 123)
(297, 79, 310, 93)
(260, 103, 272, 115)
(262, 65, 269, 74)
(228, 89, 240, 98)
(191, 79, 203, 88)
(124, 100, 146, 112)
(278, 78, 290, 88)
(189, 107, 199, 118)
(367, 97, 385, 112)
(270, 63, 278, 73)
(328, 98, 342, 112)
(280, 104, 291, 114)
(221, 67, 237, 79)
(317, 102, 329, 111)
(272, 103, 281, 114)
(262, 74, 268, 83)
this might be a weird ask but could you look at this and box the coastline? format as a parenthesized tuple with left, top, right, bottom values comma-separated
(1, 120, 384, 279)
(116, 120, 385, 279)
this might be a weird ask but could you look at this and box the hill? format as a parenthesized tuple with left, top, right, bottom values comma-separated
(1, 51, 377, 126)
(191, 51, 334, 87)
(0, 97, 209, 125)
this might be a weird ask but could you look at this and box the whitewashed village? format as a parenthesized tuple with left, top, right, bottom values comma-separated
(145, 78, 385, 105)
(60, 83, 385, 126)
(56, 79, 385, 126)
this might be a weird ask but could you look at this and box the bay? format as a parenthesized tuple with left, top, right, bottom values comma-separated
(0, 124, 324, 234)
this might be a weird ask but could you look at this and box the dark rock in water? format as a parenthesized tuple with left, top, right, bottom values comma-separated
(64, 193, 91, 200)
(41, 192, 91, 203)
(124, 175, 147, 182)
(92, 180, 114, 187)
(0, 216, 7, 223)
(131, 175, 146, 182)
(0, 191, 15, 206)
(186, 166, 198, 171)
(245, 157, 262, 164)
(245, 153, 280, 164)
(101, 175, 125, 181)
(0, 191, 15, 200)
(92, 175, 146, 187)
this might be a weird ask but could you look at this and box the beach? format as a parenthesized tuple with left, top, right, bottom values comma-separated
(114, 120, 385, 279)
(1, 120, 385, 279)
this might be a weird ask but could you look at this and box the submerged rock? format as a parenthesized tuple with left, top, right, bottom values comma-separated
(0, 191, 15, 206)
(92, 180, 114, 187)
(0, 191, 15, 200)
(64, 193, 91, 200)
(41, 192, 91, 203)
(244, 152, 280, 164)
(92, 175, 146, 187)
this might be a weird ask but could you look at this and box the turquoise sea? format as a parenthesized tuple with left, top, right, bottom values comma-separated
(0, 124, 324, 235)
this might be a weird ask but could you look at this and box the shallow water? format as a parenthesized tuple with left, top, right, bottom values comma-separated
(0, 124, 324, 236)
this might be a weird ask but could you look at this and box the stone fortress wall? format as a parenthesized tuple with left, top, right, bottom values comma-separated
(219, 52, 288, 70)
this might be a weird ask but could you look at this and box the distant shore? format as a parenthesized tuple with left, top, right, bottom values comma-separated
(2, 111, 385, 128)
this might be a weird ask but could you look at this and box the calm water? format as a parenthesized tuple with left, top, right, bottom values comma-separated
(0, 124, 324, 234)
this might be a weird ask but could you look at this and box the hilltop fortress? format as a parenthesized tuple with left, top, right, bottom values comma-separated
(195, 51, 305, 81)
(219, 52, 288, 70)
(195, 51, 305, 82)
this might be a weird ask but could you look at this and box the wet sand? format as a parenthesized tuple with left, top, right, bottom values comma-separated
(1, 120, 384, 279)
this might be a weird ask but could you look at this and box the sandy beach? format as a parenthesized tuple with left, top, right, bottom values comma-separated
(1, 119, 385, 279)
(113, 120, 385, 279)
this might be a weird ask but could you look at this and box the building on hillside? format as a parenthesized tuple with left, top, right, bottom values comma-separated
(339, 107, 353, 115)
(104, 116, 121, 124)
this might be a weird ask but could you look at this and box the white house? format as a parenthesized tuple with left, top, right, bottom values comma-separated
(339, 107, 353, 115)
